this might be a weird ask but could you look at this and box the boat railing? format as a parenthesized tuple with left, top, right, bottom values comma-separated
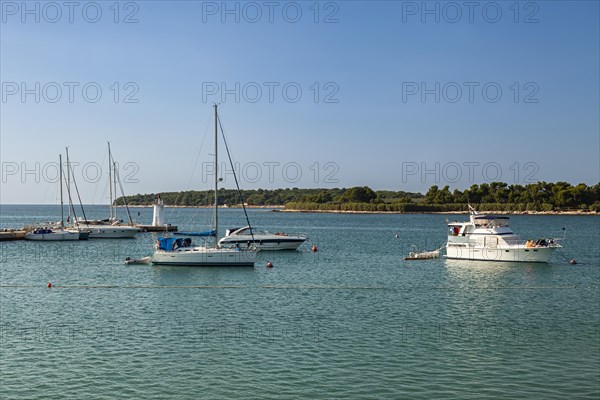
(504, 238, 562, 248)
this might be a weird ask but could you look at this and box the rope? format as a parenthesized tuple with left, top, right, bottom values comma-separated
(217, 115, 255, 243)
(554, 247, 577, 264)
(0, 284, 590, 290)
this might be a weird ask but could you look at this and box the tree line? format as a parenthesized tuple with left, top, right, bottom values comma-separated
(116, 182, 600, 212)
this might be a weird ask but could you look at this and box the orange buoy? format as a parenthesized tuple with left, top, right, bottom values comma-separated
(311, 245, 318, 252)
(47, 282, 52, 288)
(266, 261, 273, 268)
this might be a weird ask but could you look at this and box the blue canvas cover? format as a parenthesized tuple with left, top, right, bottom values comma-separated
(158, 237, 178, 251)
(158, 237, 194, 251)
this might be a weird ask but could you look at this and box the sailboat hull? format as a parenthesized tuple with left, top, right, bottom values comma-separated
(86, 226, 139, 239)
(25, 230, 80, 241)
(445, 244, 557, 263)
(151, 247, 257, 266)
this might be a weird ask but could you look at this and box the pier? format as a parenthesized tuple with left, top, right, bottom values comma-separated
(0, 229, 26, 241)
(136, 224, 178, 232)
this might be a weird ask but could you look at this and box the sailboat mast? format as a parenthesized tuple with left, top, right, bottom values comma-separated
(66, 147, 86, 227)
(214, 104, 219, 241)
(113, 160, 118, 221)
(108, 142, 113, 220)
(66, 148, 71, 223)
(59, 154, 64, 228)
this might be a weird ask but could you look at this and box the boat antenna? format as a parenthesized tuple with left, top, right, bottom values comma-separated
(217, 111, 255, 243)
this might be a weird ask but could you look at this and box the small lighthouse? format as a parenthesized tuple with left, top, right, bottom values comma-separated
(136, 194, 178, 232)
(152, 194, 165, 226)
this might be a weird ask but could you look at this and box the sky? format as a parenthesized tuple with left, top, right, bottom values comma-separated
(1, 0, 599, 204)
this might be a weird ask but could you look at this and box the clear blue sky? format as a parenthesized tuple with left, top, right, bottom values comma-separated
(1, 1, 599, 204)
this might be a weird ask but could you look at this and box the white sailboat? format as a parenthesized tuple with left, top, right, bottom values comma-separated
(76, 143, 139, 239)
(151, 105, 257, 266)
(25, 154, 81, 241)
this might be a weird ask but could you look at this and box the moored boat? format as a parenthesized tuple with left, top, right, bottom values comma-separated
(151, 105, 257, 266)
(69, 144, 140, 239)
(218, 226, 308, 251)
(25, 228, 80, 241)
(24, 153, 88, 242)
(445, 207, 561, 263)
(152, 237, 256, 266)
(82, 223, 139, 239)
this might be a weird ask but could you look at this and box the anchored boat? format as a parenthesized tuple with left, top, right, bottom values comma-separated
(219, 226, 308, 251)
(74, 143, 140, 239)
(25, 153, 87, 241)
(445, 207, 561, 263)
(150, 105, 257, 267)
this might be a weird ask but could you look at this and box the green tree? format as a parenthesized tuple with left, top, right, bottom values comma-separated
(337, 186, 377, 203)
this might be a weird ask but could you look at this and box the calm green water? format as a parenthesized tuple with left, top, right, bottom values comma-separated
(1, 205, 599, 399)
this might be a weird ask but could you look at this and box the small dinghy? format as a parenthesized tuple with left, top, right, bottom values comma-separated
(124, 256, 152, 265)
(404, 249, 440, 261)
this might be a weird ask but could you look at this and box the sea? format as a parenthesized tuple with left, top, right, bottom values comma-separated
(1, 205, 599, 399)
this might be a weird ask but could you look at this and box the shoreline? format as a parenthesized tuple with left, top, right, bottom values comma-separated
(121, 205, 283, 209)
(279, 209, 599, 216)
(118, 205, 598, 216)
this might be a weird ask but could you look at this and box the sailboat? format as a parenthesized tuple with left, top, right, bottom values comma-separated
(25, 154, 82, 241)
(76, 143, 139, 239)
(151, 105, 258, 266)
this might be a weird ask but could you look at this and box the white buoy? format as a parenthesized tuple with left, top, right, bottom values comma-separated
(152, 194, 165, 227)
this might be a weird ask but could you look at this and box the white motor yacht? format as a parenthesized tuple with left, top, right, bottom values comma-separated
(218, 226, 308, 251)
(446, 208, 561, 263)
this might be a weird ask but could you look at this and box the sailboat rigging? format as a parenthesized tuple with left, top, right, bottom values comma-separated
(72, 144, 139, 238)
(24, 154, 82, 241)
(151, 105, 257, 266)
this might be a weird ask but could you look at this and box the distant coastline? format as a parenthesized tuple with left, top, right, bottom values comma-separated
(280, 209, 599, 216)
(115, 182, 600, 214)
(116, 205, 598, 216)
